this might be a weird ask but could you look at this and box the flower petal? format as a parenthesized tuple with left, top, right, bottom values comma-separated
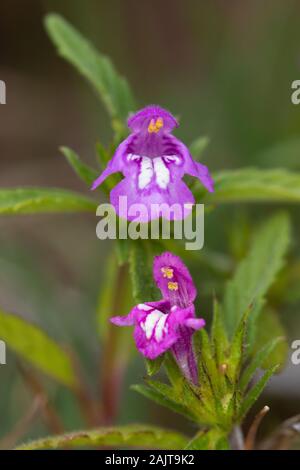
(153, 252, 197, 307)
(110, 308, 136, 326)
(186, 161, 214, 193)
(172, 326, 199, 385)
(91, 135, 133, 190)
(168, 135, 214, 193)
(128, 105, 178, 133)
(110, 178, 194, 222)
(134, 302, 179, 359)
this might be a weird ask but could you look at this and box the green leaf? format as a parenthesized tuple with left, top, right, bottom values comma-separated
(211, 299, 229, 367)
(164, 352, 183, 388)
(16, 424, 188, 450)
(96, 142, 110, 168)
(237, 365, 278, 421)
(129, 241, 159, 303)
(226, 308, 251, 384)
(0, 308, 77, 388)
(185, 428, 229, 450)
(132, 384, 197, 422)
(146, 356, 164, 376)
(196, 168, 300, 204)
(0, 188, 97, 214)
(197, 329, 224, 398)
(60, 146, 98, 186)
(240, 338, 283, 392)
(45, 14, 135, 125)
(189, 136, 209, 161)
(251, 309, 288, 371)
(223, 213, 290, 335)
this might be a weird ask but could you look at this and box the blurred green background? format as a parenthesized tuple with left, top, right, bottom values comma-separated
(1, 0, 300, 447)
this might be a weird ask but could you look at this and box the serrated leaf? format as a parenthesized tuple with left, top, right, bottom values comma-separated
(60, 146, 98, 186)
(189, 136, 209, 161)
(145, 378, 214, 425)
(223, 213, 290, 335)
(132, 384, 196, 422)
(226, 307, 251, 384)
(16, 424, 187, 450)
(0, 309, 77, 388)
(0, 188, 97, 214)
(240, 338, 283, 392)
(45, 14, 135, 125)
(237, 365, 278, 421)
(196, 168, 300, 204)
(197, 329, 223, 397)
(211, 299, 229, 366)
(185, 428, 229, 450)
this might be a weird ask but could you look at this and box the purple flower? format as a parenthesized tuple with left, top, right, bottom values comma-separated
(111, 252, 205, 384)
(92, 105, 214, 222)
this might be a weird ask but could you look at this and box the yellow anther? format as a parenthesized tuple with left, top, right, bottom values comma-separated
(155, 117, 164, 130)
(148, 117, 164, 133)
(161, 267, 174, 279)
(168, 281, 178, 291)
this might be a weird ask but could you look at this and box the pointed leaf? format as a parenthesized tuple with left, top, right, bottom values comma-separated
(189, 136, 209, 161)
(164, 352, 183, 388)
(238, 365, 278, 421)
(0, 188, 97, 214)
(240, 338, 283, 392)
(96, 142, 110, 168)
(251, 309, 288, 371)
(226, 308, 251, 384)
(211, 299, 229, 366)
(45, 14, 135, 124)
(60, 146, 98, 186)
(197, 329, 223, 397)
(0, 308, 77, 388)
(223, 213, 290, 335)
(145, 356, 164, 377)
(131, 384, 196, 422)
(196, 168, 300, 204)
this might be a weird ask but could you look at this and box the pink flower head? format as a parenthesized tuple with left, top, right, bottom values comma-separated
(111, 252, 205, 384)
(91, 105, 214, 222)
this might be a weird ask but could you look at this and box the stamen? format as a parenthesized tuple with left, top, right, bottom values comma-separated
(148, 117, 164, 133)
(156, 117, 164, 130)
(161, 267, 174, 279)
(168, 281, 178, 291)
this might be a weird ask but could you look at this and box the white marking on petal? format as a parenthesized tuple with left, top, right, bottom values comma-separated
(138, 156, 153, 189)
(155, 314, 168, 342)
(141, 310, 164, 339)
(137, 303, 152, 311)
(164, 155, 181, 165)
(127, 153, 141, 162)
(153, 157, 170, 189)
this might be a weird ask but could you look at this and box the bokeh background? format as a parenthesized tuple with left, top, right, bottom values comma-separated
(1, 0, 300, 447)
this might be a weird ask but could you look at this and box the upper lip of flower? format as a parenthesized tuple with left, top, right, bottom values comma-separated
(91, 105, 214, 222)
